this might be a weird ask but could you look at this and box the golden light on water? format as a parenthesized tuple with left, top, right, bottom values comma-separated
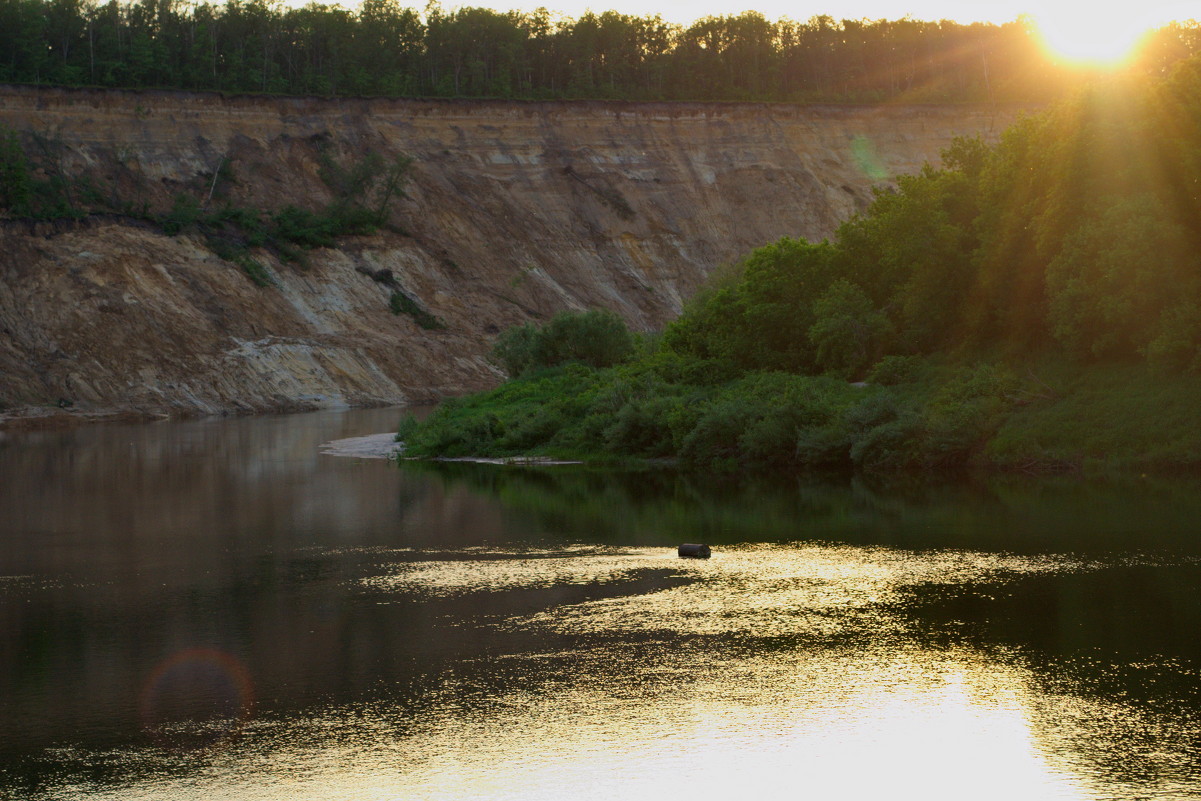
(61, 645, 1164, 801)
(48, 544, 1201, 800)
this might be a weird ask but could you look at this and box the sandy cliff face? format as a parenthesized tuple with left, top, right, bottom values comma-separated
(0, 87, 1028, 423)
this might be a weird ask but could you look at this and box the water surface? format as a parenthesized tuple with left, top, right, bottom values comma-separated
(2, 409, 1201, 800)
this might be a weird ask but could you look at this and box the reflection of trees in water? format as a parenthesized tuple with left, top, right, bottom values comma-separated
(916, 559, 1201, 698)
(403, 461, 1201, 555)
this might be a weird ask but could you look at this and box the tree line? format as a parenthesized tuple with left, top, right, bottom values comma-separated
(3, 0, 1201, 102)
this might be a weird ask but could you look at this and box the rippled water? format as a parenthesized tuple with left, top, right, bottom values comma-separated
(3, 409, 1201, 800)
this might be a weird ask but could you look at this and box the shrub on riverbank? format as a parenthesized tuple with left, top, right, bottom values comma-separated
(400, 349, 1201, 473)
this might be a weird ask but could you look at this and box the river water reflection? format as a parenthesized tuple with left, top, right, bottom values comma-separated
(2, 408, 1201, 799)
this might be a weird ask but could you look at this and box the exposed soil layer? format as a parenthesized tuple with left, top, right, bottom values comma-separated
(0, 87, 1029, 424)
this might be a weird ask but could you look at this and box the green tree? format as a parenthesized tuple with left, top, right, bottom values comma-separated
(0, 128, 32, 214)
(1045, 194, 1197, 358)
(807, 279, 891, 376)
(663, 238, 836, 374)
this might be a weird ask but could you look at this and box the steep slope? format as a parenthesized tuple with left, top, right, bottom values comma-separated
(0, 87, 1029, 424)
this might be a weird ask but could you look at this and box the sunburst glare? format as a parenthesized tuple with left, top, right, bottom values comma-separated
(1034, 9, 1152, 66)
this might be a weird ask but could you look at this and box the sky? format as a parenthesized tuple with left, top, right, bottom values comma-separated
(421, 0, 1200, 65)
(438, 0, 1199, 27)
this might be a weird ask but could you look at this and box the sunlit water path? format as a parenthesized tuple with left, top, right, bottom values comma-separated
(2, 408, 1201, 799)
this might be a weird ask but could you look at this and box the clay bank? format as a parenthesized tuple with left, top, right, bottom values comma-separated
(0, 87, 1029, 426)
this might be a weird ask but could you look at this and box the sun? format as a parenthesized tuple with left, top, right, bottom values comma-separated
(1034, 10, 1150, 66)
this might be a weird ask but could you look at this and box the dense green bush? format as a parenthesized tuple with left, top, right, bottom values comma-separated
(401, 365, 611, 458)
(917, 365, 1019, 466)
(602, 395, 680, 456)
(807, 279, 891, 376)
(867, 355, 922, 385)
(1144, 301, 1201, 372)
(0, 129, 32, 214)
(491, 309, 636, 377)
(0, 127, 87, 220)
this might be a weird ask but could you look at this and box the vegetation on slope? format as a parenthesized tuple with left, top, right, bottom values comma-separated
(0, 125, 411, 287)
(400, 58, 1201, 474)
(3, 0, 1201, 103)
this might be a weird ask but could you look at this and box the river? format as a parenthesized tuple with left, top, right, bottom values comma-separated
(2, 408, 1200, 800)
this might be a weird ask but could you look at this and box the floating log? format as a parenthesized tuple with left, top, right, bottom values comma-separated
(678, 543, 711, 559)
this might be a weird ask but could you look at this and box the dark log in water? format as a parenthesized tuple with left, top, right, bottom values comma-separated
(678, 543, 711, 559)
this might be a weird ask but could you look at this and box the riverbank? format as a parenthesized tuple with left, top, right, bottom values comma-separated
(0, 405, 175, 431)
(0, 399, 367, 432)
(319, 433, 588, 465)
(395, 356, 1201, 476)
(319, 432, 405, 459)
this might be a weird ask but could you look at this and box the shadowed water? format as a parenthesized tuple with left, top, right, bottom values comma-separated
(2, 409, 1201, 799)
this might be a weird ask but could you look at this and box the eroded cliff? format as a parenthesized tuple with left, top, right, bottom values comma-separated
(0, 87, 1028, 424)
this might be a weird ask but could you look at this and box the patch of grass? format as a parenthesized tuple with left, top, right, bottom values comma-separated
(161, 193, 203, 235)
(390, 291, 444, 330)
(207, 236, 275, 287)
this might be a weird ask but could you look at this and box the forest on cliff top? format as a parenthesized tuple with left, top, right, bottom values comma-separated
(399, 56, 1201, 474)
(3, 0, 1201, 102)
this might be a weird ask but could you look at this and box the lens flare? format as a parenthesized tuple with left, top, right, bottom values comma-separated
(139, 647, 256, 752)
(851, 135, 889, 182)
